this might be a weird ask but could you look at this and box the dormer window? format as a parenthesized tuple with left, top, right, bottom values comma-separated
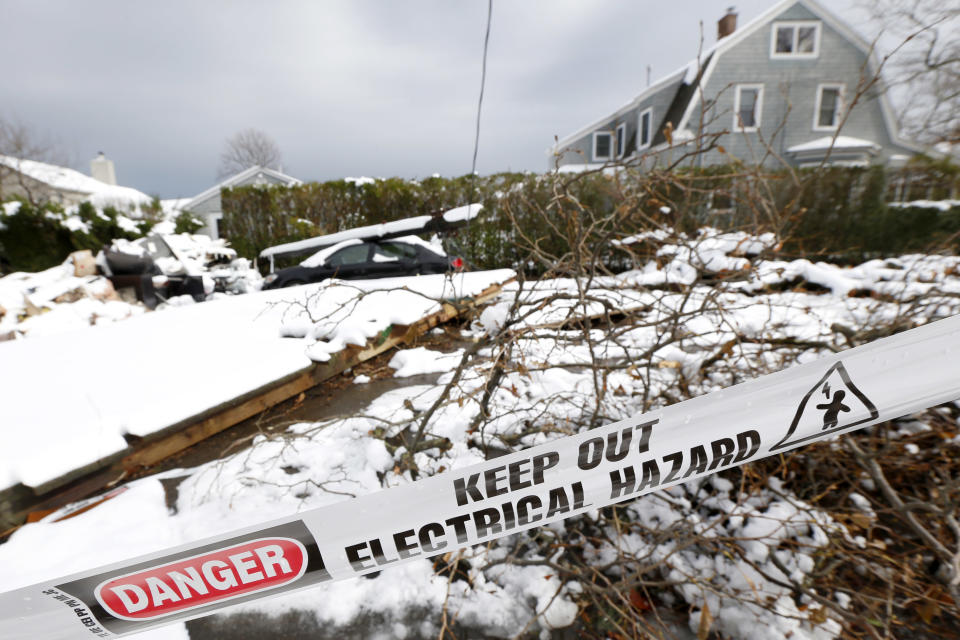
(593, 131, 613, 161)
(771, 21, 820, 58)
(616, 123, 627, 158)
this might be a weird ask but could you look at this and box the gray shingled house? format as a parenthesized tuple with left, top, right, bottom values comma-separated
(551, 0, 922, 171)
(183, 166, 301, 239)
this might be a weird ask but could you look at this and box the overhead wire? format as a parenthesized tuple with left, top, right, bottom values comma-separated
(451, 0, 492, 275)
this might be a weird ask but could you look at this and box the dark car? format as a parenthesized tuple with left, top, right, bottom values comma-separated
(262, 237, 463, 289)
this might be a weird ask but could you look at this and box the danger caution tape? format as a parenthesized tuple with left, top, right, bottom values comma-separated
(2, 314, 960, 639)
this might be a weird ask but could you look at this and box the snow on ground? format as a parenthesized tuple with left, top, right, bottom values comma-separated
(888, 199, 960, 211)
(0, 270, 513, 491)
(1, 229, 958, 638)
(388, 346, 464, 377)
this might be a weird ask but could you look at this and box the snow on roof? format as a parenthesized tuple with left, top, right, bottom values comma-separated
(786, 136, 881, 154)
(160, 197, 192, 214)
(0, 155, 152, 210)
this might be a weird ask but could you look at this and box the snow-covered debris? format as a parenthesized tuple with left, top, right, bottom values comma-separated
(0, 260, 144, 340)
(99, 233, 262, 295)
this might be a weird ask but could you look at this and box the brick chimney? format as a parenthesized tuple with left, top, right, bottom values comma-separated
(718, 6, 737, 40)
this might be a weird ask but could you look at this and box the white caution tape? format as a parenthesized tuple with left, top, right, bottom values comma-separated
(2, 314, 960, 639)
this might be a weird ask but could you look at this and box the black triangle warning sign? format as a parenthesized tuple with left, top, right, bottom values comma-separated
(770, 361, 879, 452)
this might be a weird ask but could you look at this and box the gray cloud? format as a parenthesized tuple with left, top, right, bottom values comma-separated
(1, 0, 868, 198)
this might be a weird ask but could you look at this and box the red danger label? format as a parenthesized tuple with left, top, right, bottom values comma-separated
(94, 537, 308, 621)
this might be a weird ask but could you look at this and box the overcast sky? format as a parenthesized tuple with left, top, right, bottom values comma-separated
(2, 0, 872, 198)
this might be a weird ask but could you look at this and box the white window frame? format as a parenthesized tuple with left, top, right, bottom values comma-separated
(592, 131, 613, 161)
(770, 21, 821, 59)
(733, 84, 764, 132)
(813, 83, 845, 131)
(615, 123, 627, 158)
(637, 107, 653, 150)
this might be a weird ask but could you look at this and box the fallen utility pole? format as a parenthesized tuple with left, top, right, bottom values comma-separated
(259, 203, 482, 269)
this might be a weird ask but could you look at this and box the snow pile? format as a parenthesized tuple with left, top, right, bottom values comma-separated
(618, 227, 778, 286)
(388, 346, 464, 377)
(613, 228, 960, 300)
(0, 260, 144, 340)
(736, 254, 960, 298)
(888, 199, 960, 211)
(590, 478, 846, 640)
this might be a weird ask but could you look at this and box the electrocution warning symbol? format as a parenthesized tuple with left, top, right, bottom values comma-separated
(770, 361, 879, 452)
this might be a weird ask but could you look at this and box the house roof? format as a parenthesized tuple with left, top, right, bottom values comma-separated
(0, 154, 153, 210)
(553, 0, 920, 155)
(184, 165, 302, 212)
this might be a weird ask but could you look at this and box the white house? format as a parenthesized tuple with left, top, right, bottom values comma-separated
(0, 154, 152, 213)
(182, 166, 302, 239)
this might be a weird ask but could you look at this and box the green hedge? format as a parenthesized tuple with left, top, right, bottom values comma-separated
(0, 200, 150, 273)
(221, 172, 633, 273)
(220, 167, 960, 273)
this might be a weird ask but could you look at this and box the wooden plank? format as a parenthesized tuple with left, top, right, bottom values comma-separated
(121, 281, 507, 470)
(2, 279, 510, 532)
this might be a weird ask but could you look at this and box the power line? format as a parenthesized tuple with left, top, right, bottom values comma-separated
(470, 0, 493, 180)
(454, 0, 492, 272)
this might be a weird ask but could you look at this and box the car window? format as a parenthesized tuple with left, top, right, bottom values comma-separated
(377, 242, 418, 260)
(325, 244, 370, 266)
(137, 237, 173, 259)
